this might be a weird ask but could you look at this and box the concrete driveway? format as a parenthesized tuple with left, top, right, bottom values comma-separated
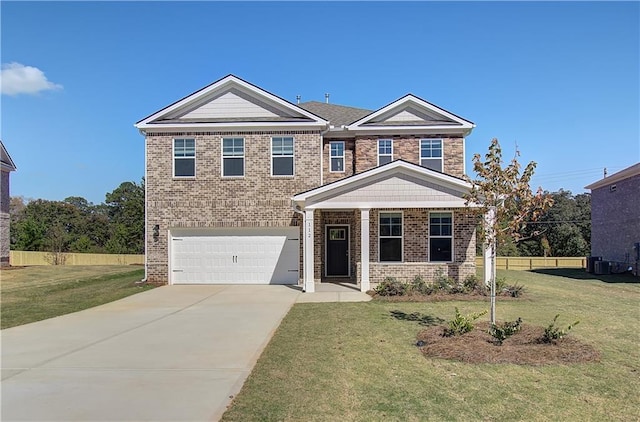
(1, 285, 300, 421)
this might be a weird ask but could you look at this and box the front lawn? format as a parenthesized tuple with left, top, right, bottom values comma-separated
(221, 270, 639, 421)
(1, 266, 154, 329)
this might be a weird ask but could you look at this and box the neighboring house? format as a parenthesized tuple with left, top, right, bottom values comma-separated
(585, 163, 640, 276)
(1, 141, 17, 267)
(135, 75, 478, 292)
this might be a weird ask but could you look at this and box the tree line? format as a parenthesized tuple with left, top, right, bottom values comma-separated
(494, 189, 591, 257)
(10, 179, 591, 258)
(10, 180, 144, 255)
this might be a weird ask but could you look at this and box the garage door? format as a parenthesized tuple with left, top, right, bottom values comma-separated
(170, 228, 299, 285)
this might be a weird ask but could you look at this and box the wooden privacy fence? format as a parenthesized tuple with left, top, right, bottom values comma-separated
(9, 251, 144, 266)
(9, 251, 584, 270)
(475, 256, 586, 270)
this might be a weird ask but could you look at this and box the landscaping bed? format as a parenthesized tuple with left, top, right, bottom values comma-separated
(417, 321, 601, 365)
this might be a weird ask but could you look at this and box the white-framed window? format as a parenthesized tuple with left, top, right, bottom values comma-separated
(378, 139, 393, 166)
(330, 141, 345, 172)
(429, 212, 453, 262)
(222, 137, 244, 177)
(379, 211, 403, 262)
(420, 139, 443, 172)
(173, 138, 195, 178)
(271, 137, 294, 176)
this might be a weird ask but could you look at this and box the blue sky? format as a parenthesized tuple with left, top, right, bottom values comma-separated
(2, 1, 638, 204)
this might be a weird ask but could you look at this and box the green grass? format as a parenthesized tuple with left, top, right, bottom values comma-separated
(1, 266, 155, 329)
(221, 270, 640, 421)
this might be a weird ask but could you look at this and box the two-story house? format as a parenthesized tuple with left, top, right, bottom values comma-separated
(135, 75, 477, 292)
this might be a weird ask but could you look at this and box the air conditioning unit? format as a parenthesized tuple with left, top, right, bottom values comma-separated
(594, 261, 610, 275)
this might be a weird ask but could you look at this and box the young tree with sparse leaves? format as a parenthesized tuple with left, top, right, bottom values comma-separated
(465, 139, 553, 324)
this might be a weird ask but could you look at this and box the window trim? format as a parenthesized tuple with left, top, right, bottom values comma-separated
(329, 141, 345, 173)
(271, 136, 295, 177)
(378, 139, 393, 166)
(429, 211, 454, 263)
(378, 211, 403, 262)
(173, 138, 196, 178)
(221, 137, 245, 178)
(419, 138, 443, 172)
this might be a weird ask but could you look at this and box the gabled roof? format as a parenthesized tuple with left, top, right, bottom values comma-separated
(293, 160, 474, 210)
(1, 141, 17, 172)
(585, 163, 640, 190)
(135, 74, 328, 132)
(345, 94, 475, 136)
(298, 101, 372, 127)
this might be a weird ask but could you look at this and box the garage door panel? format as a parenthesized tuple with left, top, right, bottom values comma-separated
(170, 228, 299, 285)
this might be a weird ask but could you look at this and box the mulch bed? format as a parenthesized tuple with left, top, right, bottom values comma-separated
(370, 293, 523, 302)
(416, 322, 601, 365)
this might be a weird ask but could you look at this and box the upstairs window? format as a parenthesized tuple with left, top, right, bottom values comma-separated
(173, 138, 195, 177)
(378, 139, 393, 166)
(222, 138, 244, 177)
(420, 139, 443, 172)
(272, 137, 294, 176)
(429, 212, 453, 262)
(330, 141, 345, 172)
(379, 212, 403, 262)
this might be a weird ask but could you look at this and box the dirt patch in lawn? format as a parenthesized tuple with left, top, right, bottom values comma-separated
(416, 322, 600, 365)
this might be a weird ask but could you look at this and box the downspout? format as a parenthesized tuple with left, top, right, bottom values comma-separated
(136, 129, 148, 284)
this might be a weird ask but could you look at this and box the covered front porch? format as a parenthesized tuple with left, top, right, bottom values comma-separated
(292, 160, 481, 293)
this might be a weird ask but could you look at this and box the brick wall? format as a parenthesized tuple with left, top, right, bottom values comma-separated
(353, 136, 465, 177)
(590, 173, 640, 266)
(1, 170, 10, 266)
(145, 131, 322, 283)
(320, 208, 477, 287)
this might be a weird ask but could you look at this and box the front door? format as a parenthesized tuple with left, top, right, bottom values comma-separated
(326, 225, 349, 277)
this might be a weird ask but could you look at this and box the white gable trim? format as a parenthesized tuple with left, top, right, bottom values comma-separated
(0, 141, 17, 172)
(293, 160, 474, 210)
(585, 163, 640, 190)
(346, 94, 475, 136)
(135, 75, 328, 131)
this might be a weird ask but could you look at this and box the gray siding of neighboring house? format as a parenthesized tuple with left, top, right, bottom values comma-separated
(590, 173, 640, 270)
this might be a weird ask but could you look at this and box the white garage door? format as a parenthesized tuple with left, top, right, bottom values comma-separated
(170, 228, 299, 285)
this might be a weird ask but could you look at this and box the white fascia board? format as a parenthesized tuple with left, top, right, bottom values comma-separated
(345, 125, 474, 136)
(293, 161, 472, 202)
(135, 75, 328, 128)
(1, 163, 16, 172)
(136, 121, 328, 132)
(585, 163, 640, 190)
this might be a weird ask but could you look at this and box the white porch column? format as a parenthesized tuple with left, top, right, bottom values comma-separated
(360, 209, 370, 292)
(304, 209, 315, 293)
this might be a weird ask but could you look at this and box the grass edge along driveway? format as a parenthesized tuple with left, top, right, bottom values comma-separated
(221, 269, 639, 422)
(1, 266, 154, 329)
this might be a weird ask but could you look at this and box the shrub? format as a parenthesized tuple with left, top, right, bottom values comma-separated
(407, 275, 433, 295)
(504, 283, 526, 298)
(495, 276, 508, 293)
(443, 307, 488, 337)
(374, 277, 407, 296)
(463, 274, 484, 293)
(488, 318, 523, 345)
(540, 314, 580, 343)
(433, 269, 454, 293)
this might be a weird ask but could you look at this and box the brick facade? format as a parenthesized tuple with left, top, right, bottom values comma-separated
(1, 170, 10, 266)
(590, 173, 640, 273)
(145, 131, 322, 283)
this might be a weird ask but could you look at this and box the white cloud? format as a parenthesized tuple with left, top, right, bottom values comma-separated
(1, 62, 63, 96)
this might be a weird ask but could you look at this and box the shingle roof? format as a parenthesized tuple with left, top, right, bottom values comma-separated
(298, 101, 372, 127)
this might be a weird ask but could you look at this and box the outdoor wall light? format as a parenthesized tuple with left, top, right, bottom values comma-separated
(153, 224, 160, 241)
